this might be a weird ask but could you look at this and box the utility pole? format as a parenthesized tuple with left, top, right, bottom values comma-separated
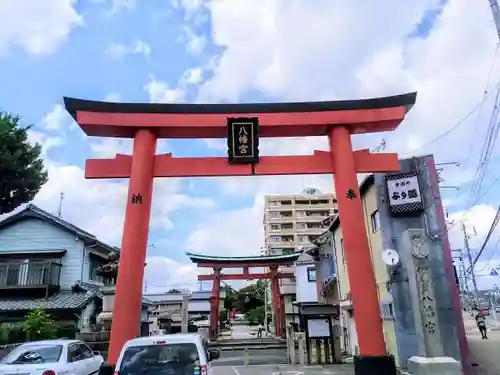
(462, 222, 480, 308)
(261, 246, 270, 335)
(57, 192, 64, 218)
(488, 0, 500, 40)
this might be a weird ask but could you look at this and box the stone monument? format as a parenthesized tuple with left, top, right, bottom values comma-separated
(95, 251, 120, 330)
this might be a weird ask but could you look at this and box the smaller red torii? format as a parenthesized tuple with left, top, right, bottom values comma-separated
(186, 252, 300, 338)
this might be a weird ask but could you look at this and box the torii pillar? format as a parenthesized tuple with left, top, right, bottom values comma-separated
(64, 92, 417, 375)
(210, 268, 221, 338)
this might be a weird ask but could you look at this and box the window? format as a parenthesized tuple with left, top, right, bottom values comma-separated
(280, 211, 292, 217)
(296, 223, 306, 229)
(380, 302, 395, 320)
(307, 267, 317, 282)
(270, 224, 280, 231)
(340, 239, 345, 263)
(88, 256, 104, 282)
(269, 211, 280, 218)
(119, 343, 200, 374)
(282, 223, 293, 229)
(67, 343, 92, 362)
(3, 345, 63, 364)
(371, 210, 381, 233)
(283, 248, 295, 255)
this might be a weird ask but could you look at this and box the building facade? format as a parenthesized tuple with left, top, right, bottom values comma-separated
(146, 290, 226, 334)
(0, 204, 151, 334)
(263, 189, 338, 325)
(321, 155, 466, 369)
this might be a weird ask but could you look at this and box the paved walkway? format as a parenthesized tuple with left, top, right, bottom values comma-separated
(230, 325, 256, 340)
(464, 313, 500, 375)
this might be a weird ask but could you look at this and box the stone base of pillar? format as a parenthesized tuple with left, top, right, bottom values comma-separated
(406, 356, 463, 375)
(354, 354, 397, 375)
(98, 363, 114, 375)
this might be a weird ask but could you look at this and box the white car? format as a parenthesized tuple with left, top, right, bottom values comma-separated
(113, 333, 220, 375)
(0, 339, 104, 375)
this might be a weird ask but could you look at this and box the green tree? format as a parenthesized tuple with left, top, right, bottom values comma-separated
(0, 112, 48, 215)
(246, 306, 265, 325)
(23, 308, 57, 341)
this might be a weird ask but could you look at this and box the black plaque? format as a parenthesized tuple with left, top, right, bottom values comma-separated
(227, 117, 260, 164)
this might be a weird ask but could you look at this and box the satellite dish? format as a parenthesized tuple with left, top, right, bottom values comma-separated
(381, 249, 400, 267)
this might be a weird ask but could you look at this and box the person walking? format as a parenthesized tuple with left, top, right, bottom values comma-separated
(257, 324, 263, 338)
(475, 310, 488, 339)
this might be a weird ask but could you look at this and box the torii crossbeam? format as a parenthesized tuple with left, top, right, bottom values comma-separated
(64, 92, 417, 375)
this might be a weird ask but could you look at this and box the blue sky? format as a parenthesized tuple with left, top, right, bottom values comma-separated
(1, 0, 500, 291)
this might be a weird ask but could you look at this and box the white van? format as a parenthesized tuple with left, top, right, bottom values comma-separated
(113, 334, 219, 375)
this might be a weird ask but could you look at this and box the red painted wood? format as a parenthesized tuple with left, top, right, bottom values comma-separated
(198, 272, 294, 281)
(75, 106, 406, 138)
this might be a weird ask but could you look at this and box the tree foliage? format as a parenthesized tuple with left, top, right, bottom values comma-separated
(246, 306, 265, 325)
(23, 308, 57, 341)
(223, 281, 267, 314)
(0, 112, 48, 214)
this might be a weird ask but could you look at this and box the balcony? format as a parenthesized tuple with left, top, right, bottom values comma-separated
(0, 260, 62, 289)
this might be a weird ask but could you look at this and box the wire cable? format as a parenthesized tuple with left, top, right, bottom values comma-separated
(464, 43, 500, 168)
(401, 82, 500, 156)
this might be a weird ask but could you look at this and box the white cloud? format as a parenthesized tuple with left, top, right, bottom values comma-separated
(144, 256, 199, 292)
(180, 68, 203, 85)
(183, 0, 500, 260)
(448, 204, 500, 250)
(0, 0, 83, 55)
(106, 39, 151, 60)
(144, 77, 186, 103)
(196, 0, 497, 162)
(40, 104, 69, 131)
(27, 130, 65, 157)
(104, 92, 121, 102)
(33, 162, 216, 245)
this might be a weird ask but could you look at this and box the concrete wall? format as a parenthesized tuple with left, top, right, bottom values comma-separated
(328, 155, 464, 369)
(374, 156, 462, 367)
(296, 255, 318, 303)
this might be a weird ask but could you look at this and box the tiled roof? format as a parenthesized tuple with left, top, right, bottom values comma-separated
(0, 289, 95, 312)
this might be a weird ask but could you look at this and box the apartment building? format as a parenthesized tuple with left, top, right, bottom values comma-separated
(263, 188, 338, 325)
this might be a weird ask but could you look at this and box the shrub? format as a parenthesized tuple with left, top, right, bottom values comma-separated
(23, 308, 57, 341)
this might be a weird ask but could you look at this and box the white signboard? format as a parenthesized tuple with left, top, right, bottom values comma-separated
(307, 318, 330, 338)
(387, 175, 422, 206)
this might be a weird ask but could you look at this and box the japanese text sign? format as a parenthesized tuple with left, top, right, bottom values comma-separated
(227, 117, 260, 164)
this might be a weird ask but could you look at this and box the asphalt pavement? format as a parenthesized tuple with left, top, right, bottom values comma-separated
(464, 313, 500, 375)
(213, 364, 355, 375)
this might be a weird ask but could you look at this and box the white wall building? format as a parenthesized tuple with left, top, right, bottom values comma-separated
(263, 188, 337, 325)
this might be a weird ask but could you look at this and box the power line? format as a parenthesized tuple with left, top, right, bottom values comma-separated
(466, 204, 500, 275)
(401, 83, 500, 156)
(464, 43, 500, 168)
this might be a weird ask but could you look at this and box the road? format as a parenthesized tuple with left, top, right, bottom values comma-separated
(464, 313, 500, 375)
(213, 364, 354, 375)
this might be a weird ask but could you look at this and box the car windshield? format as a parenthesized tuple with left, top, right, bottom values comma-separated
(119, 343, 200, 375)
(2, 345, 63, 365)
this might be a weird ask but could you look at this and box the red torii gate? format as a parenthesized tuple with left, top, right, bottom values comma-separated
(186, 251, 300, 338)
(63, 92, 416, 375)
